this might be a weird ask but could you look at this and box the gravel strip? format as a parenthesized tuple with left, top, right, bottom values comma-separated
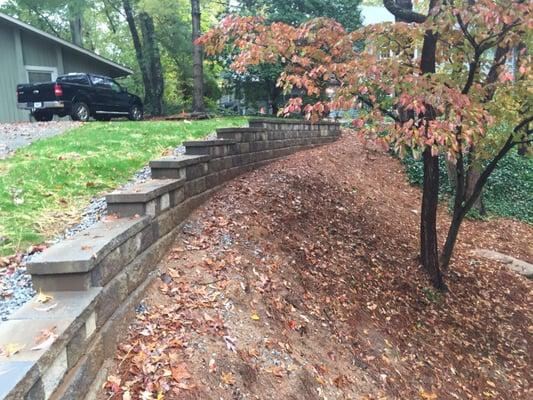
(0, 120, 82, 159)
(0, 130, 219, 321)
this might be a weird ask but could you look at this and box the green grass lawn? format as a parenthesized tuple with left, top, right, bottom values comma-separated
(0, 117, 247, 255)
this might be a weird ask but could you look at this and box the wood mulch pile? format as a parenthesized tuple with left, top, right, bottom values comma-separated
(102, 131, 532, 400)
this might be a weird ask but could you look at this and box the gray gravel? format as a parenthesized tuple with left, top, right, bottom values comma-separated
(0, 130, 220, 321)
(0, 120, 81, 159)
(0, 266, 35, 320)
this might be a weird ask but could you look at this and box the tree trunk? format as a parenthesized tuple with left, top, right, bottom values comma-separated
(446, 160, 457, 189)
(68, 3, 83, 46)
(465, 166, 485, 214)
(139, 12, 164, 116)
(122, 0, 153, 112)
(440, 122, 528, 268)
(191, 0, 205, 113)
(420, 148, 446, 289)
(441, 208, 465, 269)
(418, 21, 445, 289)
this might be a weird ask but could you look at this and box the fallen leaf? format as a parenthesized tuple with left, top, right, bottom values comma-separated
(221, 372, 235, 385)
(0, 343, 25, 357)
(419, 388, 438, 400)
(36, 291, 53, 304)
(171, 363, 192, 382)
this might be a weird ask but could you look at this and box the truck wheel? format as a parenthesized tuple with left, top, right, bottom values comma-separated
(33, 111, 53, 122)
(71, 102, 90, 122)
(128, 105, 143, 121)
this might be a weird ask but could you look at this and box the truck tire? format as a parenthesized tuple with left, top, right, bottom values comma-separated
(33, 111, 53, 122)
(71, 102, 90, 122)
(128, 104, 143, 121)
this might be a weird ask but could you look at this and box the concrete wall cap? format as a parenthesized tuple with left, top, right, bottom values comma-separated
(106, 179, 184, 204)
(249, 118, 340, 126)
(216, 127, 267, 133)
(183, 139, 236, 147)
(149, 155, 210, 169)
(27, 217, 150, 275)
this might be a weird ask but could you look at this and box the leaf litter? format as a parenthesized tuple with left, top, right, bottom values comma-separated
(102, 131, 531, 400)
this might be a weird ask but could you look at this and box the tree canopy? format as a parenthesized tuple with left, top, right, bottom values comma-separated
(200, 0, 532, 288)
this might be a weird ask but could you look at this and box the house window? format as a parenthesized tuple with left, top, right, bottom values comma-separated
(25, 66, 58, 83)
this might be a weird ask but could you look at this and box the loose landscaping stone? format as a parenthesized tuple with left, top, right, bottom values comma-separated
(473, 249, 533, 278)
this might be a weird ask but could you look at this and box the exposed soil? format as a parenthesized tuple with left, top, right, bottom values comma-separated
(103, 131, 532, 400)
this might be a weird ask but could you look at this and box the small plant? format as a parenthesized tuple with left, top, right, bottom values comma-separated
(422, 287, 443, 304)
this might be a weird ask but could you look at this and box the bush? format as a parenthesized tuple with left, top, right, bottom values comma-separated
(401, 150, 533, 223)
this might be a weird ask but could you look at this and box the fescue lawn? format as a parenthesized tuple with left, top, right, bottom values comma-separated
(0, 117, 247, 255)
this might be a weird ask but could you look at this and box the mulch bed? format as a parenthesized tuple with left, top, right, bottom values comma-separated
(103, 131, 532, 400)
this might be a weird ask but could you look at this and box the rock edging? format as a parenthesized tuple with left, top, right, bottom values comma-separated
(0, 119, 341, 400)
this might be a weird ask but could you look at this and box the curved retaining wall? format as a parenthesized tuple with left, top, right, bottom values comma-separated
(0, 119, 340, 400)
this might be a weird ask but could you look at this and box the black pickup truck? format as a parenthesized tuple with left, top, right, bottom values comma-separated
(17, 73, 143, 122)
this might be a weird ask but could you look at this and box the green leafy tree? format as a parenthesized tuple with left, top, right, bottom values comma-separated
(221, 0, 363, 113)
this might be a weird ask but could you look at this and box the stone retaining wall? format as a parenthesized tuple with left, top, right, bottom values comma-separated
(0, 119, 340, 400)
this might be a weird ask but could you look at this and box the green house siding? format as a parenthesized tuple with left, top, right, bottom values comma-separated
(0, 25, 28, 122)
(62, 49, 117, 77)
(21, 31, 60, 68)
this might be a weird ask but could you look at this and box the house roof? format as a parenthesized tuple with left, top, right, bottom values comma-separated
(0, 12, 132, 76)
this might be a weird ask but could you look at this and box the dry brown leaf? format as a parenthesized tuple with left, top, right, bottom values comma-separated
(171, 363, 192, 382)
(221, 372, 235, 385)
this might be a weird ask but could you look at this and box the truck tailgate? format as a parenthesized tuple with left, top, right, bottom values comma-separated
(17, 83, 56, 103)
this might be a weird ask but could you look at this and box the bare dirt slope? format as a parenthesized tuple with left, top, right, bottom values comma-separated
(103, 131, 532, 400)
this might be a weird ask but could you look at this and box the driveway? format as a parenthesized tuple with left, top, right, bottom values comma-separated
(0, 121, 81, 159)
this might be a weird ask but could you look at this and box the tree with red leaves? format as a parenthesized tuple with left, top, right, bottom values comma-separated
(199, 0, 532, 290)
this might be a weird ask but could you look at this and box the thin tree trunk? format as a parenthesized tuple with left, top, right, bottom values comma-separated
(440, 117, 532, 267)
(139, 12, 164, 116)
(122, 0, 153, 112)
(421, 147, 445, 289)
(68, 3, 83, 46)
(69, 17, 83, 46)
(419, 23, 445, 289)
(465, 166, 485, 214)
(191, 0, 205, 113)
(446, 161, 457, 189)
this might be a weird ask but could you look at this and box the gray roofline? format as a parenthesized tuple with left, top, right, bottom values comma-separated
(0, 12, 133, 76)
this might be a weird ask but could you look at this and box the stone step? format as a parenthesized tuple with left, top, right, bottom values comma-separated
(184, 139, 236, 157)
(149, 154, 209, 180)
(106, 178, 184, 217)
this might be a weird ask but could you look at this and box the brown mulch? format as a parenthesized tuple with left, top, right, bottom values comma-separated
(103, 131, 532, 400)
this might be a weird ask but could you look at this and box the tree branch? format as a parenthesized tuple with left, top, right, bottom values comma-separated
(28, 7, 62, 37)
(462, 50, 480, 94)
(359, 95, 399, 122)
(462, 115, 533, 212)
(383, 0, 427, 23)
